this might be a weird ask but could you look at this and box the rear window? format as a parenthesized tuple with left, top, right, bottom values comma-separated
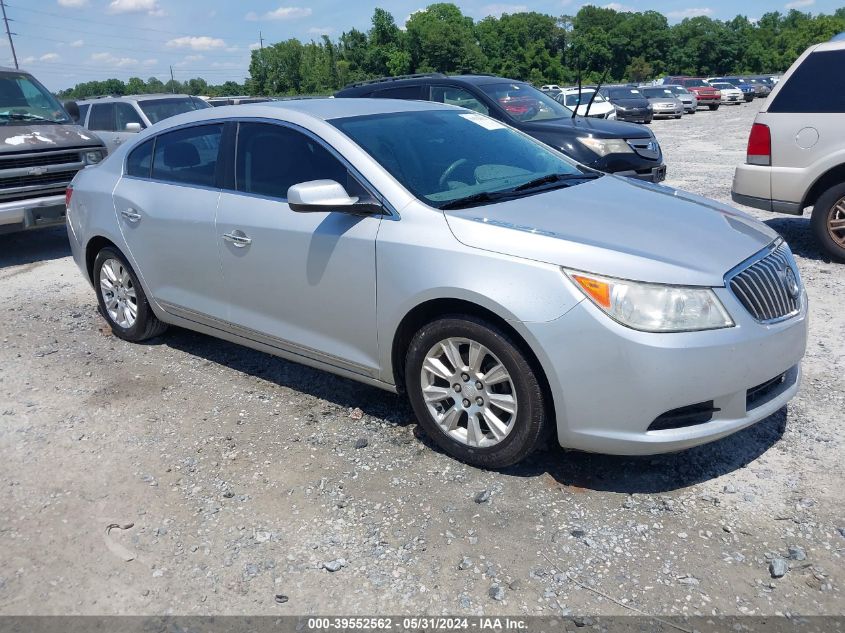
(769, 50, 845, 113)
(139, 97, 209, 124)
(370, 85, 424, 100)
(151, 124, 222, 188)
(126, 138, 153, 178)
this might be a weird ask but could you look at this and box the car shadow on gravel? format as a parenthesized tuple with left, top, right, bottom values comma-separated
(764, 215, 827, 262)
(506, 408, 788, 494)
(0, 226, 70, 269)
(160, 328, 414, 426)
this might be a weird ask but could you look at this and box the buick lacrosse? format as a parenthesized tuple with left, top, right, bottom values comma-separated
(67, 99, 807, 468)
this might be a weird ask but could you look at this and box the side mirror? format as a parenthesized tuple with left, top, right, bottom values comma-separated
(287, 180, 382, 214)
(64, 100, 80, 122)
(125, 122, 142, 133)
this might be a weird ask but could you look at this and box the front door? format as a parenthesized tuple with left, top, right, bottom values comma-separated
(216, 121, 382, 375)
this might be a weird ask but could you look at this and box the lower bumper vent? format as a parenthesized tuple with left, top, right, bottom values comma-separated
(648, 401, 719, 431)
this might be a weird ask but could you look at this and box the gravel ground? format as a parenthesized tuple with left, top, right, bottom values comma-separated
(0, 103, 843, 617)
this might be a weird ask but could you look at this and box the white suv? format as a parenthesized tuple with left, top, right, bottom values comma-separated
(732, 33, 845, 261)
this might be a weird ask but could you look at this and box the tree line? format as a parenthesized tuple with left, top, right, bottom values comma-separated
(58, 3, 845, 100)
(57, 76, 246, 100)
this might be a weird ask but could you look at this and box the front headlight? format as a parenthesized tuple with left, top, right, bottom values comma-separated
(576, 137, 633, 157)
(83, 149, 105, 165)
(565, 269, 734, 332)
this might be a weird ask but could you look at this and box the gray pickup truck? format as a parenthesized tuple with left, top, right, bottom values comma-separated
(0, 67, 106, 235)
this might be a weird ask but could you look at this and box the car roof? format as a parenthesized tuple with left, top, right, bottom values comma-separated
(77, 94, 197, 103)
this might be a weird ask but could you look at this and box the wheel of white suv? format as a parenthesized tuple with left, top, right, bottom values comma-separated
(811, 183, 845, 263)
(93, 247, 167, 342)
(404, 315, 549, 469)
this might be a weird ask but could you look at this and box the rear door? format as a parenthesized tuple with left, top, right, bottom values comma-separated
(764, 48, 845, 204)
(112, 123, 227, 320)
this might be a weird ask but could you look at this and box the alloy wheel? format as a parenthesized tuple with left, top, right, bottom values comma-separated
(420, 337, 518, 448)
(827, 196, 845, 248)
(99, 258, 138, 329)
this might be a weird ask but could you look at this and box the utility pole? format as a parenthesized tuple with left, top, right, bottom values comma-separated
(1, 0, 18, 70)
(169, 65, 175, 93)
(259, 30, 264, 50)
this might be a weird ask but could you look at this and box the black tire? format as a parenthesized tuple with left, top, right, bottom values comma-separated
(810, 183, 845, 262)
(93, 246, 168, 342)
(709, 104, 720, 111)
(404, 315, 550, 469)
(674, 115, 682, 119)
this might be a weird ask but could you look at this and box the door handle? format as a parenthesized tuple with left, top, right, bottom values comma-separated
(222, 231, 252, 247)
(121, 208, 141, 223)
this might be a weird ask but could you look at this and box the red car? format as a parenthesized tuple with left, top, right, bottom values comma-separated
(664, 77, 721, 110)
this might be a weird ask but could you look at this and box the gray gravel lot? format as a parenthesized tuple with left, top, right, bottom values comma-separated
(0, 102, 843, 617)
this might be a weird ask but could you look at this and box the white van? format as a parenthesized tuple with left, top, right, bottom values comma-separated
(732, 33, 845, 261)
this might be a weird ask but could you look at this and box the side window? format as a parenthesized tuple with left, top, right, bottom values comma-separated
(151, 124, 223, 187)
(114, 103, 145, 131)
(769, 51, 845, 114)
(126, 138, 154, 178)
(431, 86, 489, 115)
(236, 122, 349, 200)
(77, 103, 90, 125)
(371, 85, 424, 100)
(88, 103, 115, 131)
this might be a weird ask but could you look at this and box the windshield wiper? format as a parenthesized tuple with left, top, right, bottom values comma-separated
(439, 190, 522, 210)
(0, 112, 57, 123)
(511, 172, 601, 192)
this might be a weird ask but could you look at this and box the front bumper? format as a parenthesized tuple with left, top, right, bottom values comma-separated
(524, 287, 807, 455)
(0, 194, 67, 235)
(653, 106, 684, 118)
(615, 109, 653, 123)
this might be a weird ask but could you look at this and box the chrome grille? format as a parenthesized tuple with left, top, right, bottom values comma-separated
(728, 241, 801, 323)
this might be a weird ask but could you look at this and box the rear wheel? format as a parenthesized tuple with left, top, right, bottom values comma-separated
(674, 115, 682, 119)
(811, 183, 845, 262)
(405, 315, 549, 469)
(709, 104, 720, 111)
(93, 247, 167, 342)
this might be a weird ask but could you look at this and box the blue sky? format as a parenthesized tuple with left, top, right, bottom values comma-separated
(6, 0, 840, 91)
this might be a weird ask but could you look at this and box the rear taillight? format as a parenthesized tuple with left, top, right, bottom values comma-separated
(65, 185, 73, 208)
(747, 123, 771, 166)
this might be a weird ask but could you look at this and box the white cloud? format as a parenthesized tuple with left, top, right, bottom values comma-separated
(142, 58, 157, 66)
(666, 7, 715, 18)
(481, 4, 529, 17)
(249, 42, 261, 50)
(785, 0, 813, 8)
(308, 26, 335, 35)
(40, 53, 60, 62)
(107, 0, 164, 16)
(246, 6, 312, 21)
(70, 39, 85, 47)
(166, 36, 226, 51)
(21, 56, 37, 64)
(91, 51, 140, 67)
(58, 0, 89, 7)
(603, 3, 634, 12)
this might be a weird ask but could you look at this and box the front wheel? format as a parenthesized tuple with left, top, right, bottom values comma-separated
(811, 183, 845, 262)
(93, 247, 168, 341)
(405, 315, 550, 469)
(709, 104, 720, 110)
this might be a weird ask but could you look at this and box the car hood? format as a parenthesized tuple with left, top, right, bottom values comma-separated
(648, 97, 680, 105)
(443, 176, 778, 287)
(689, 86, 717, 94)
(520, 116, 652, 140)
(609, 98, 650, 108)
(0, 123, 103, 152)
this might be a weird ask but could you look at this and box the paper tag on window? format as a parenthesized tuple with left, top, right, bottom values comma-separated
(459, 113, 506, 130)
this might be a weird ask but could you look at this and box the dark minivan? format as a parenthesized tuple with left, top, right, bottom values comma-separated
(335, 74, 666, 182)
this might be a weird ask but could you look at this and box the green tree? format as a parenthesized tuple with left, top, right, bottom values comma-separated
(405, 3, 484, 73)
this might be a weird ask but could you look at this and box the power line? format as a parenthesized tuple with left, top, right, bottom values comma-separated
(1, 0, 18, 69)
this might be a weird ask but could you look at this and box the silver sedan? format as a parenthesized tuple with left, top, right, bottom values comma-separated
(66, 99, 808, 468)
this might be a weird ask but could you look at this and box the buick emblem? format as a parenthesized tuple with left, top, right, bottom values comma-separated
(27, 166, 48, 176)
(782, 265, 800, 299)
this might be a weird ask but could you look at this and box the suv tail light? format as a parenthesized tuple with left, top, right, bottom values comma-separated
(746, 123, 771, 166)
(65, 185, 73, 208)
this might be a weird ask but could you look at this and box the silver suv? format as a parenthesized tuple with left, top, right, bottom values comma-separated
(71, 94, 209, 153)
(732, 34, 845, 261)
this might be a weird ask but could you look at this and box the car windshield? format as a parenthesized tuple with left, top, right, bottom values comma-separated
(666, 86, 690, 95)
(561, 90, 606, 106)
(683, 79, 709, 87)
(331, 110, 592, 209)
(606, 87, 643, 99)
(642, 87, 674, 98)
(0, 72, 71, 124)
(477, 82, 570, 122)
(711, 83, 733, 90)
(138, 96, 210, 124)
